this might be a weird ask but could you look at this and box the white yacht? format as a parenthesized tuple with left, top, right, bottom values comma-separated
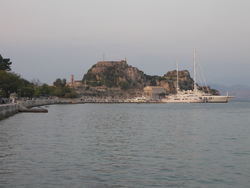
(192, 90, 234, 103)
(162, 50, 234, 103)
(192, 49, 234, 103)
(162, 93, 204, 103)
(161, 59, 205, 103)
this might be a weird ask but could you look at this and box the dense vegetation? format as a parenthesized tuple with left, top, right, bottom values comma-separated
(51, 78, 77, 98)
(0, 55, 12, 71)
(0, 55, 77, 99)
(83, 66, 120, 88)
(119, 81, 129, 90)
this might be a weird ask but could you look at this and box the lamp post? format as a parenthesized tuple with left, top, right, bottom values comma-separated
(17, 89, 20, 97)
(0, 88, 2, 104)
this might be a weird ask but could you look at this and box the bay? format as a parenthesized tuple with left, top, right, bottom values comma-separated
(0, 101, 250, 187)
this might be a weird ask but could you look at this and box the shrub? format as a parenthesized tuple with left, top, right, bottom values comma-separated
(119, 81, 129, 91)
(151, 80, 156, 86)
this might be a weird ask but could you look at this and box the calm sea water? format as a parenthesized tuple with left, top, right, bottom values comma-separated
(0, 101, 250, 188)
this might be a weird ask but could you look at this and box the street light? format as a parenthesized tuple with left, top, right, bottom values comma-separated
(17, 89, 20, 98)
(0, 88, 2, 104)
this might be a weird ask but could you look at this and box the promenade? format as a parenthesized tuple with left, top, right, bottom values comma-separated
(0, 98, 85, 120)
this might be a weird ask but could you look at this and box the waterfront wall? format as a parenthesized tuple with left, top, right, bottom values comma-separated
(0, 104, 19, 120)
(58, 98, 85, 104)
(0, 98, 85, 120)
(17, 99, 60, 108)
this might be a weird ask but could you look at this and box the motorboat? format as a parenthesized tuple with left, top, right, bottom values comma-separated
(131, 96, 147, 103)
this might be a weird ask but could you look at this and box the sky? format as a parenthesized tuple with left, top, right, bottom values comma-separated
(1, 0, 250, 86)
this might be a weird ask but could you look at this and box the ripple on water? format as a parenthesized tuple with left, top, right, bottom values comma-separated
(0, 102, 250, 187)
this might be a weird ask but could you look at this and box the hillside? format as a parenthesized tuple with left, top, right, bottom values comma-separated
(78, 59, 218, 99)
(208, 83, 250, 100)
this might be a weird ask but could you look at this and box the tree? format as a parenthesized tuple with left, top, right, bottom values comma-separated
(0, 70, 22, 98)
(65, 91, 77, 98)
(151, 79, 156, 86)
(51, 78, 77, 98)
(53, 78, 66, 87)
(31, 78, 42, 86)
(40, 83, 51, 95)
(53, 78, 62, 87)
(120, 81, 129, 91)
(62, 79, 66, 87)
(21, 78, 32, 87)
(20, 86, 35, 98)
(34, 89, 41, 97)
(69, 91, 78, 98)
(0, 55, 12, 71)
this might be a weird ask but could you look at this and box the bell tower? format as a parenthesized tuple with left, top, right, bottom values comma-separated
(70, 75, 74, 83)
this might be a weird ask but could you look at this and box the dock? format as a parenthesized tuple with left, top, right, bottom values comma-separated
(18, 104, 48, 113)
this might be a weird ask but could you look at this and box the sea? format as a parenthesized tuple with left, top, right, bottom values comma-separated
(0, 101, 250, 188)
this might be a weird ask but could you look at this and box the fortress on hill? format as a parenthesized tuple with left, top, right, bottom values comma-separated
(66, 58, 218, 101)
(96, 58, 127, 67)
(91, 58, 129, 74)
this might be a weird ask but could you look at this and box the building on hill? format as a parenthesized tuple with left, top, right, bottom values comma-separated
(143, 86, 166, 100)
(96, 58, 127, 67)
(66, 75, 83, 88)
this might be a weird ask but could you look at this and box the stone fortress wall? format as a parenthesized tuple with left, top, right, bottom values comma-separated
(96, 58, 127, 67)
(92, 59, 128, 74)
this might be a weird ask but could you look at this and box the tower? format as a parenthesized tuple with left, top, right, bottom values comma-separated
(70, 75, 74, 83)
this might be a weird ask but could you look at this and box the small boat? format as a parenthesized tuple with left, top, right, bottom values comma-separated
(131, 96, 147, 103)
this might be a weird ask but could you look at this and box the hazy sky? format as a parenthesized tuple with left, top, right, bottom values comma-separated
(1, 0, 250, 86)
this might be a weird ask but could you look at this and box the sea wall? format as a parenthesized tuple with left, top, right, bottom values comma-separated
(0, 104, 19, 120)
(17, 99, 60, 108)
(0, 98, 85, 121)
(58, 98, 85, 104)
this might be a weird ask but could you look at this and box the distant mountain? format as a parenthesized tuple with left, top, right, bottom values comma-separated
(206, 83, 250, 101)
(207, 76, 250, 87)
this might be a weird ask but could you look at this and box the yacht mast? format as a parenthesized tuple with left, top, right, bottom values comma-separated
(194, 49, 197, 92)
(176, 58, 179, 94)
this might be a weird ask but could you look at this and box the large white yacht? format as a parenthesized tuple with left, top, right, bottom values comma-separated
(191, 49, 234, 103)
(162, 50, 234, 103)
(162, 93, 204, 103)
(162, 59, 204, 103)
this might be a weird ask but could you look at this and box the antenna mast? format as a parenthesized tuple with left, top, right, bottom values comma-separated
(194, 49, 197, 92)
(176, 58, 179, 94)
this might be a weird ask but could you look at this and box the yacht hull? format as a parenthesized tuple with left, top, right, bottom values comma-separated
(164, 100, 204, 103)
(202, 96, 234, 103)
(162, 97, 204, 103)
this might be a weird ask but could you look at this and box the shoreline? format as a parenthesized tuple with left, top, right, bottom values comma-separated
(0, 98, 165, 120)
